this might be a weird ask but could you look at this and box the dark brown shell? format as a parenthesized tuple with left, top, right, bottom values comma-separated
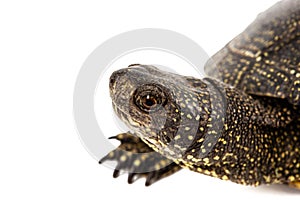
(205, 0, 300, 105)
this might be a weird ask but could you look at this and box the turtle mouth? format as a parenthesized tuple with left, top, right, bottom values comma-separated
(112, 102, 143, 129)
(111, 102, 163, 144)
(112, 102, 164, 148)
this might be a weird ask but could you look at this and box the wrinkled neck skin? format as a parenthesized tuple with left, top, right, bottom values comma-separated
(142, 77, 300, 186)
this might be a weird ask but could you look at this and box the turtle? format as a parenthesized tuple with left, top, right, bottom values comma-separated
(99, 0, 300, 189)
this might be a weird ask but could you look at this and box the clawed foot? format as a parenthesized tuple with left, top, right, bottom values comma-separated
(99, 133, 181, 186)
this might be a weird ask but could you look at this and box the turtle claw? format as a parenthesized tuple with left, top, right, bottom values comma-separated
(113, 168, 120, 178)
(145, 162, 181, 186)
(100, 133, 181, 186)
(108, 135, 118, 140)
(128, 173, 138, 184)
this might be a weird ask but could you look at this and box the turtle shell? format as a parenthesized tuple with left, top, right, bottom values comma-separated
(205, 0, 300, 105)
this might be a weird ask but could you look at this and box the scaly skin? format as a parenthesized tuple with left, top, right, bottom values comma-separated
(106, 65, 300, 187)
(100, 0, 300, 188)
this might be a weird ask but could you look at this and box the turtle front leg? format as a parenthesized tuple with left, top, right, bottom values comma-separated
(99, 132, 181, 186)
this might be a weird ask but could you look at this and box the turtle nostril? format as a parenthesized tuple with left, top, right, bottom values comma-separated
(109, 76, 116, 90)
(109, 69, 128, 91)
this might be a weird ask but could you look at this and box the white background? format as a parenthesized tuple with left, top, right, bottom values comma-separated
(1, 0, 299, 199)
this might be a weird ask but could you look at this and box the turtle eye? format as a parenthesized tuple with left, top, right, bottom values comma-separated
(134, 84, 167, 113)
(141, 94, 160, 110)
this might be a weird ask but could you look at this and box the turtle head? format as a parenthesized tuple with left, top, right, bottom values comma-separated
(109, 64, 210, 157)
